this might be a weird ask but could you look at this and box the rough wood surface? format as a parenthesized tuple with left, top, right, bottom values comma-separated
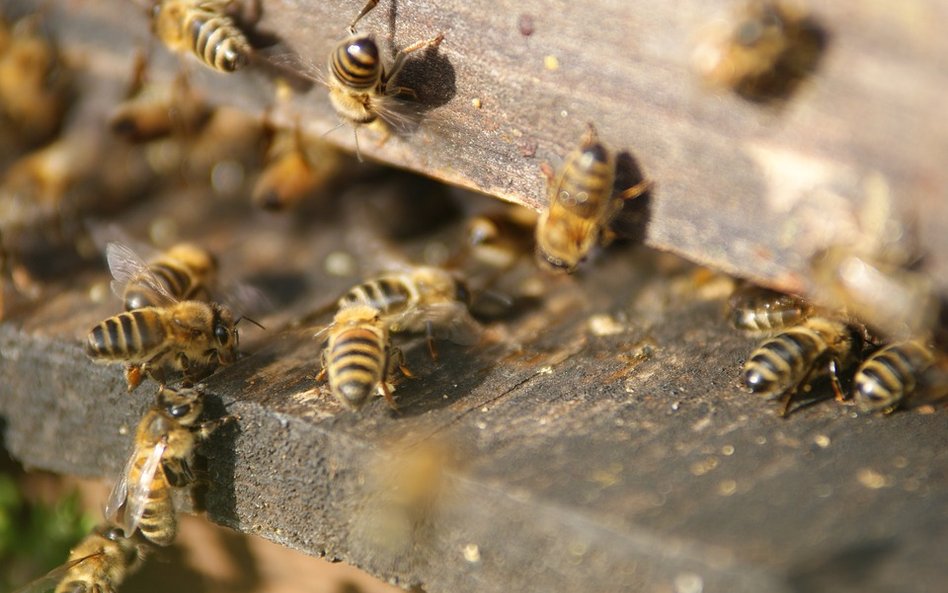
(1, 179, 946, 593)
(32, 0, 948, 298)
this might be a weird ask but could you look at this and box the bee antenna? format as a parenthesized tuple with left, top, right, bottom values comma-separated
(236, 316, 266, 330)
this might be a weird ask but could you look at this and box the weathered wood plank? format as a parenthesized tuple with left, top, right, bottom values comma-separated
(27, 0, 948, 299)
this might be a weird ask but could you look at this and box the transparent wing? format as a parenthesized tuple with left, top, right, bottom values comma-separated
(217, 278, 273, 318)
(122, 438, 166, 538)
(104, 444, 140, 522)
(106, 242, 177, 306)
(12, 553, 105, 593)
(421, 302, 483, 346)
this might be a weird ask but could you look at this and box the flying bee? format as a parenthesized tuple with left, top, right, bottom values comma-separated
(325, 0, 444, 153)
(13, 523, 148, 593)
(338, 264, 481, 359)
(317, 304, 411, 411)
(252, 121, 345, 210)
(85, 258, 239, 389)
(742, 316, 861, 416)
(727, 283, 811, 333)
(151, 0, 256, 73)
(534, 124, 650, 273)
(106, 385, 235, 545)
(853, 340, 944, 415)
(106, 241, 218, 311)
(693, 1, 826, 103)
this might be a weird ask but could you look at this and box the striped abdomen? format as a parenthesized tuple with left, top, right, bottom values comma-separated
(743, 325, 827, 398)
(330, 35, 381, 91)
(186, 6, 250, 72)
(551, 141, 615, 220)
(729, 288, 810, 333)
(86, 309, 167, 361)
(129, 454, 176, 546)
(327, 325, 387, 410)
(854, 341, 933, 413)
(338, 276, 415, 319)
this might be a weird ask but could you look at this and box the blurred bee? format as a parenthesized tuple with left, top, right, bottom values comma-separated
(728, 283, 811, 333)
(151, 0, 255, 72)
(105, 241, 218, 311)
(853, 341, 945, 415)
(326, 0, 444, 152)
(109, 57, 212, 143)
(693, 1, 826, 103)
(338, 264, 481, 359)
(742, 316, 860, 416)
(465, 206, 537, 272)
(85, 261, 239, 389)
(106, 385, 234, 545)
(252, 121, 344, 211)
(0, 13, 74, 148)
(317, 304, 411, 410)
(809, 175, 938, 340)
(14, 523, 148, 593)
(535, 124, 650, 273)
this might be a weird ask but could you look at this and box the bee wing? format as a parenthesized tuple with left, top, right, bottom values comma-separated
(217, 279, 273, 318)
(424, 303, 483, 346)
(122, 438, 167, 538)
(106, 241, 178, 306)
(12, 553, 107, 593)
(104, 444, 140, 522)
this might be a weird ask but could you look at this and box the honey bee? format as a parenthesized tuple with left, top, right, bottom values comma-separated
(251, 121, 344, 211)
(85, 290, 238, 391)
(106, 241, 218, 311)
(317, 304, 411, 410)
(0, 13, 74, 148)
(742, 316, 860, 416)
(693, 1, 825, 103)
(337, 264, 481, 358)
(465, 206, 538, 271)
(151, 0, 255, 72)
(727, 283, 811, 333)
(106, 385, 234, 545)
(109, 61, 212, 143)
(534, 124, 650, 273)
(14, 523, 148, 593)
(853, 341, 944, 415)
(326, 0, 444, 150)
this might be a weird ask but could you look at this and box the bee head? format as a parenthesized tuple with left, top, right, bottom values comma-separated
(211, 304, 239, 364)
(534, 245, 578, 274)
(158, 385, 204, 425)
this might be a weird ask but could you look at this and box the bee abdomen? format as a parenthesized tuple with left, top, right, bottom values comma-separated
(86, 310, 164, 360)
(854, 342, 931, 412)
(331, 36, 380, 90)
(340, 278, 412, 316)
(556, 146, 613, 216)
(188, 11, 249, 72)
(743, 328, 822, 397)
(329, 330, 385, 407)
(138, 494, 176, 546)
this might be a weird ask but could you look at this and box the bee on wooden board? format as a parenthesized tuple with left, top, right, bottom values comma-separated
(0, 13, 75, 148)
(534, 124, 651, 273)
(464, 206, 538, 272)
(325, 0, 444, 155)
(106, 385, 235, 546)
(317, 304, 412, 411)
(853, 340, 946, 415)
(693, 0, 826, 103)
(742, 316, 861, 416)
(85, 247, 239, 390)
(13, 523, 149, 593)
(728, 283, 811, 334)
(105, 241, 218, 311)
(252, 120, 345, 211)
(337, 264, 481, 359)
(150, 0, 258, 73)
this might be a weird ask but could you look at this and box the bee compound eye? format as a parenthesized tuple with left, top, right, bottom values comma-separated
(215, 325, 230, 344)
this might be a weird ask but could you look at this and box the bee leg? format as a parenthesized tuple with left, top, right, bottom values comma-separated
(617, 179, 653, 201)
(348, 0, 379, 33)
(539, 162, 556, 183)
(162, 458, 194, 487)
(316, 348, 328, 382)
(827, 358, 846, 402)
(194, 415, 237, 439)
(778, 359, 824, 417)
(125, 364, 144, 392)
(389, 346, 414, 379)
(379, 379, 398, 410)
(384, 33, 445, 88)
(426, 320, 439, 361)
